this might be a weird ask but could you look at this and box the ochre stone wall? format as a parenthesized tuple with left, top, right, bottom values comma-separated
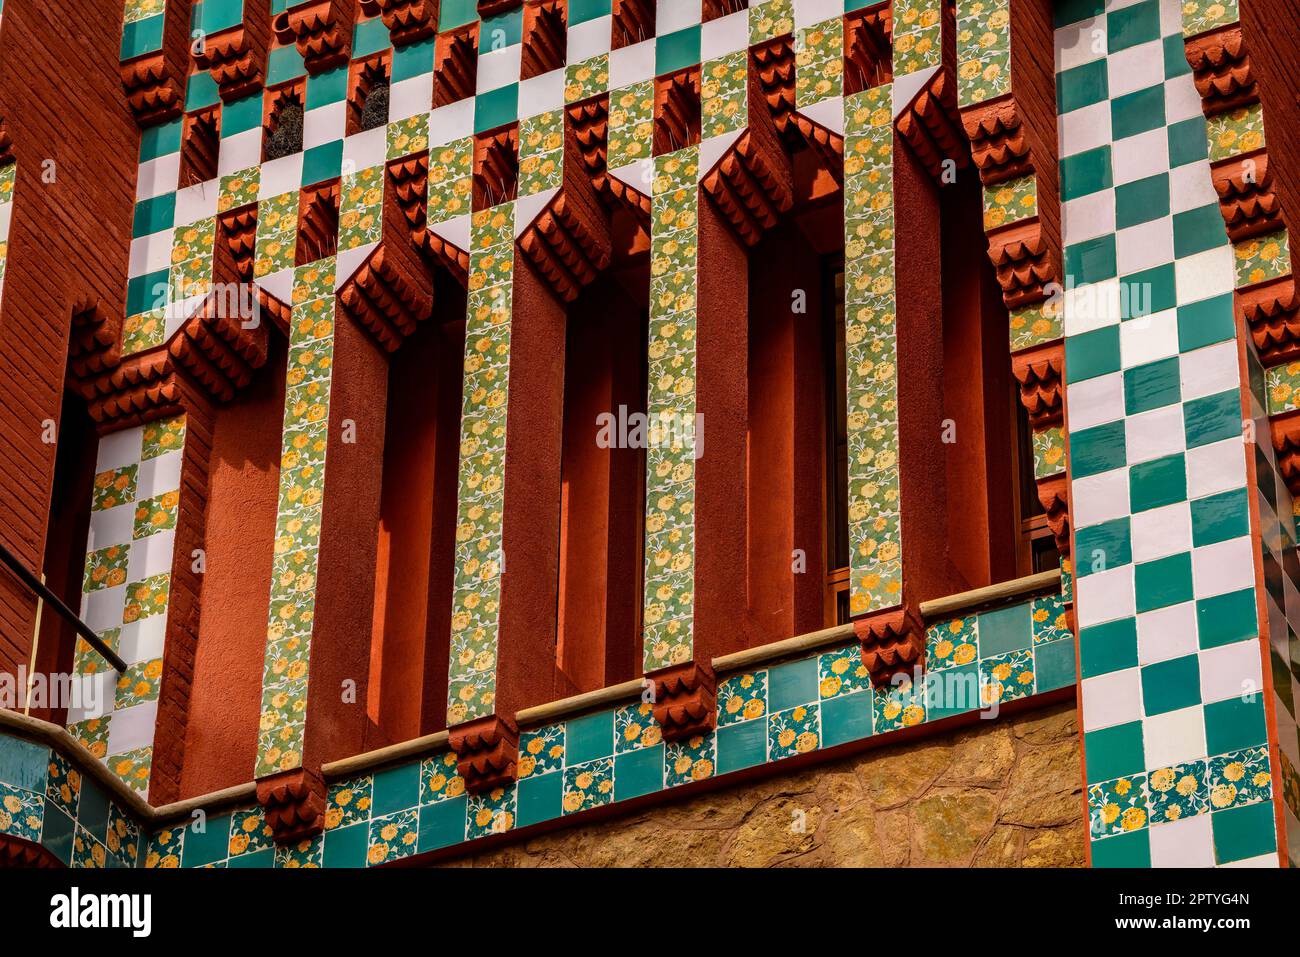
(440, 700, 1084, 867)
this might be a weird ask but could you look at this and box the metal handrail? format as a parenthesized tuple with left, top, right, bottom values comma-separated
(0, 540, 126, 673)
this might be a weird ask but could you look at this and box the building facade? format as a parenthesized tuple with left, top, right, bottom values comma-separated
(0, 0, 1296, 868)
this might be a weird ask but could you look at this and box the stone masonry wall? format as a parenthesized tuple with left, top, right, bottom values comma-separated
(440, 700, 1084, 868)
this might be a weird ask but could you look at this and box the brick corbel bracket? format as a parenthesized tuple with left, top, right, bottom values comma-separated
(646, 660, 717, 741)
(1037, 472, 1072, 557)
(477, 0, 522, 15)
(853, 605, 925, 689)
(272, 0, 355, 75)
(120, 0, 194, 126)
(1011, 344, 1063, 430)
(386, 151, 473, 285)
(256, 767, 328, 843)
(358, 0, 439, 46)
(1242, 277, 1300, 365)
(1271, 410, 1300, 497)
(894, 67, 970, 184)
(516, 117, 614, 302)
(0, 833, 62, 868)
(700, 62, 794, 248)
(448, 715, 519, 792)
(192, 1, 271, 102)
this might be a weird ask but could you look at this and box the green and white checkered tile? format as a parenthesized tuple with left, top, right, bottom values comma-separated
(121, 0, 166, 62)
(1058, 0, 1279, 868)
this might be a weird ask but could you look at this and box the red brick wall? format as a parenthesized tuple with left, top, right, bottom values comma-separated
(0, 0, 137, 674)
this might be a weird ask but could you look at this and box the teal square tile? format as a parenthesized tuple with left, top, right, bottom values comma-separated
(200, 0, 245, 33)
(1204, 694, 1267, 754)
(185, 70, 220, 112)
(221, 93, 264, 137)
(1060, 146, 1112, 201)
(1084, 720, 1145, 783)
(1191, 487, 1250, 546)
(0, 737, 48, 792)
(76, 778, 111, 840)
(1072, 420, 1128, 478)
(41, 805, 76, 865)
(127, 268, 170, 315)
(1197, 589, 1258, 649)
(1065, 234, 1118, 285)
(139, 119, 183, 162)
(568, 0, 613, 24)
(1111, 85, 1165, 140)
(322, 821, 369, 868)
(1162, 33, 1192, 79)
(924, 662, 980, 720)
(121, 14, 165, 60)
(1066, 323, 1121, 381)
(1211, 800, 1277, 864)
(1173, 203, 1227, 258)
(614, 745, 664, 801)
(717, 719, 767, 773)
(1115, 173, 1170, 230)
(565, 709, 614, 764)
(1035, 636, 1078, 692)
(1124, 357, 1181, 414)
(228, 847, 275, 868)
(475, 83, 518, 132)
(977, 602, 1034, 656)
(302, 139, 344, 186)
(768, 657, 818, 712)
(267, 44, 308, 86)
(1184, 389, 1242, 449)
(1091, 829, 1151, 866)
(353, 15, 392, 58)
(656, 26, 702, 76)
(417, 795, 467, 852)
(439, 0, 479, 29)
(1121, 263, 1176, 320)
(1080, 616, 1139, 678)
(821, 690, 874, 745)
(1076, 517, 1133, 578)
(1135, 551, 1194, 612)
(1141, 654, 1201, 715)
(1177, 292, 1235, 351)
(132, 193, 175, 239)
(479, 8, 524, 48)
(1168, 116, 1209, 167)
(1057, 60, 1109, 114)
(392, 37, 435, 83)
(1107, 0, 1160, 52)
(1129, 453, 1186, 512)
(371, 761, 420, 816)
(516, 771, 562, 827)
(1054, 0, 1106, 28)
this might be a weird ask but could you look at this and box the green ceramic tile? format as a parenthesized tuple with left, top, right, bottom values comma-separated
(565, 709, 614, 765)
(1197, 589, 1258, 648)
(353, 15, 392, 58)
(568, 0, 612, 23)
(1035, 637, 1078, 692)
(1080, 617, 1138, 678)
(1065, 234, 1118, 285)
(1141, 654, 1201, 715)
(139, 119, 183, 162)
(1076, 517, 1133, 577)
(1111, 85, 1165, 140)
(1124, 357, 1181, 414)
(1177, 293, 1235, 351)
(200, 0, 244, 33)
(1057, 60, 1109, 114)
(267, 44, 308, 86)
(322, 821, 369, 868)
(228, 847, 275, 868)
(439, 0, 479, 29)
(1212, 800, 1277, 864)
(924, 663, 980, 721)
(392, 37, 435, 83)
(1168, 116, 1209, 167)
(417, 795, 467, 852)
(1054, 0, 1105, 27)
(185, 70, 220, 112)
(1066, 323, 1121, 381)
(1184, 389, 1242, 449)
(1173, 203, 1228, 258)
(127, 268, 170, 316)
(0, 737, 48, 792)
(121, 15, 165, 60)
(1091, 829, 1152, 866)
(1129, 453, 1186, 512)
(475, 83, 518, 132)
(614, 746, 665, 801)
(221, 92, 264, 137)
(1190, 487, 1250, 546)
(302, 140, 344, 186)
(717, 719, 767, 774)
(820, 690, 874, 745)
(1162, 33, 1192, 79)
(371, 761, 420, 816)
(1204, 695, 1267, 754)
(1060, 146, 1113, 201)
(516, 771, 562, 827)
(478, 8, 524, 48)
(76, 778, 111, 839)
(656, 26, 702, 76)
(768, 657, 818, 712)
(977, 602, 1034, 657)
(1107, 0, 1160, 52)
(42, 805, 76, 865)
(132, 193, 175, 238)
(1115, 173, 1170, 230)
(1072, 420, 1128, 478)
(1135, 551, 1194, 612)
(1084, 720, 1145, 783)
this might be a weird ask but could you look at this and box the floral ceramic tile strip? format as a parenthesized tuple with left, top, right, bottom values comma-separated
(0, 162, 13, 314)
(169, 217, 216, 299)
(253, 190, 300, 279)
(1180, 0, 1239, 37)
(426, 137, 474, 224)
(794, 17, 843, 110)
(749, 0, 794, 45)
(69, 416, 187, 793)
(446, 202, 516, 725)
(956, 0, 1011, 107)
(256, 258, 338, 777)
(843, 85, 902, 616)
(338, 164, 384, 251)
(701, 50, 749, 140)
(517, 110, 564, 198)
(892, 0, 944, 79)
(606, 81, 654, 172)
(641, 147, 701, 673)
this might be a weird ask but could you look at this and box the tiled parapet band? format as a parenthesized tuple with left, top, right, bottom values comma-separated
(0, 160, 12, 315)
(1056, 0, 1288, 867)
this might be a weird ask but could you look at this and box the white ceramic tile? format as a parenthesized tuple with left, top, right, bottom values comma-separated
(1149, 813, 1215, 867)
(1198, 638, 1264, 705)
(1125, 403, 1185, 464)
(1137, 601, 1199, 665)
(1082, 666, 1144, 730)
(1073, 468, 1133, 529)
(1142, 704, 1207, 768)
(1191, 536, 1256, 599)
(1131, 500, 1192, 562)
(1120, 309, 1180, 368)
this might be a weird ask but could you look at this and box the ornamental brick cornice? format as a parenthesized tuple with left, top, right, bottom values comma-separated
(960, 95, 1031, 186)
(1037, 474, 1072, 556)
(338, 242, 434, 351)
(853, 606, 925, 689)
(68, 300, 124, 380)
(448, 715, 519, 793)
(1272, 410, 1300, 495)
(751, 37, 797, 142)
(647, 660, 718, 741)
(272, 0, 355, 75)
(1241, 276, 1300, 365)
(1185, 26, 1257, 115)
(1011, 344, 1064, 429)
(120, 54, 185, 127)
(1212, 152, 1282, 243)
(386, 152, 473, 284)
(193, 11, 271, 102)
(256, 767, 328, 843)
(987, 220, 1058, 310)
(895, 70, 969, 184)
(358, 0, 438, 46)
